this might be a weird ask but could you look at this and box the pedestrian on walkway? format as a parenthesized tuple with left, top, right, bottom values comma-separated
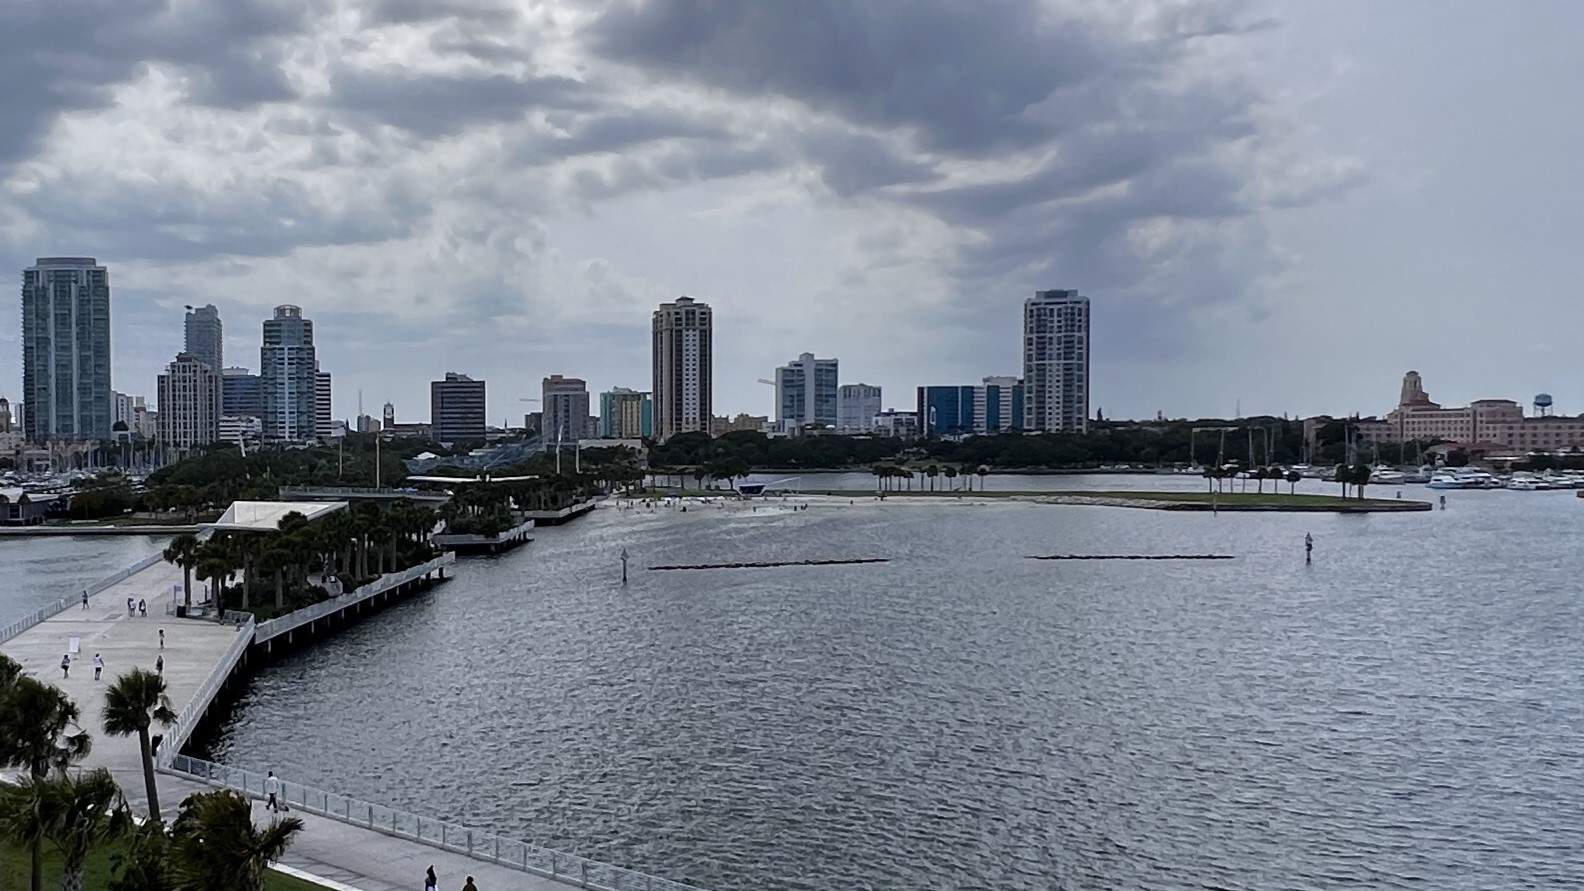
(159, 628, 165, 649)
(462, 877, 478, 891)
(425, 866, 438, 891)
(1304, 532, 1314, 564)
(155, 654, 164, 676)
(127, 596, 135, 616)
(138, 598, 147, 617)
(81, 590, 89, 610)
(93, 653, 104, 681)
(60, 653, 70, 679)
(264, 771, 281, 812)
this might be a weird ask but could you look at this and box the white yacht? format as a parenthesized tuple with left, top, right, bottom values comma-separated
(1371, 468, 1407, 485)
(1507, 474, 1542, 491)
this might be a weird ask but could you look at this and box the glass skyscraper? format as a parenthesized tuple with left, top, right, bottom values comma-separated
(21, 257, 112, 443)
(260, 305, 317, 441)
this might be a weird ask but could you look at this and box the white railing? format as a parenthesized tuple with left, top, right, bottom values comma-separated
(253, 552, 456, 644)
(165, 755, 710, 891)
(159, 616, 256, 767)
(0, 550, 167, 645)
(432, 516, 535, 546)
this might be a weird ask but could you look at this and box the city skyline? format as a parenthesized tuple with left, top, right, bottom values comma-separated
(4, 3, 1584, 424)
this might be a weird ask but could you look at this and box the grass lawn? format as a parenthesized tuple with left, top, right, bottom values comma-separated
(0, 841, 325, 890)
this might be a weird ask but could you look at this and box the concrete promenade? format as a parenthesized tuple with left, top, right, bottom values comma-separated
(0, 559, 587, 891)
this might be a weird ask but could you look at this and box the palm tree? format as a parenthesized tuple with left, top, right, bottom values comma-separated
(168, 790, 303, 891)
(1286, 469, 1301, 495)
(109, 818, 171, 891)
(1352, 463, 1373, 500)
(943, 465, 959, 491)
(1334, 463, 1350, 498)
(925, 464, 939, 492)
(0, 768, 130, 891)
(101, 670, 176, 823)
(258, 548, 291, 610)
(0, 677, 91, 891)
(162, 534, 201, 608)
(976, 466, 989, 491)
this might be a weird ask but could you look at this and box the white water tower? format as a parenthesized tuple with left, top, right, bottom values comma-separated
(1535, 393, 1554, 416)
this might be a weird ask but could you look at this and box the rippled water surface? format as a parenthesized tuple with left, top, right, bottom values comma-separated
(205, 481, 1584, 889)
(0, 535, 168, 618)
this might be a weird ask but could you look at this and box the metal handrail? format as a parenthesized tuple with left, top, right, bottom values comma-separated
(165, 754, 711, 891)
(159, 616, 255, 766)
(0, 550, 166, 645)
(254, 552, 456, 644)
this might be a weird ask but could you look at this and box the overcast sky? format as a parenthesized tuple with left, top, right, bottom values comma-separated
(3, 0, 1582, 425)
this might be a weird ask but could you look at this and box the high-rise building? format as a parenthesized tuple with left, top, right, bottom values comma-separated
(1023, 289, 1090, 433)
(0, 397, 10, 433)
(156, 353, 221, 452)
(221, 367, 262, 418)
(918, 377, 1024, 436)
(775, 352, 839, 431)
(652, 296, 712, 441)
(21, 257, 112, 443)
(383, 402, 395, 429)
(183, 304, 223, 371)
(837, 383, 882, 433)
(315, 366, 333, 437)
(917, 385, 978, 436)
(975, 376, 1024, 434)
(430, 372, 486, 443)
(600, 388, 653, 439)
(543, 375, 591, 441)
(260, 305, 316, 441)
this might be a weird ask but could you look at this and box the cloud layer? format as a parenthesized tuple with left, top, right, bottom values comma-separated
(0, 0, 1366, 421)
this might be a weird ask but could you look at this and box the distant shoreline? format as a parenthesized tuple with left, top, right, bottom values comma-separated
(631, 489, 1432, 513)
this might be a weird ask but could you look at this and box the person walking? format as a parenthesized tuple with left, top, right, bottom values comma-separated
(155, 654, 164, 676)
(60, 653, 70, 679)
(462, 877, 478, 891)
(81, 590, 89, 610)
(1304, 532, 1314, 564)
(424, 866, 438, 891)
(127, 596, 135, 616)
(93, 653, 104, 681)
(159, 628, 165, 649)
(138, 598, 147, 617)
(264, 771, 281, 812)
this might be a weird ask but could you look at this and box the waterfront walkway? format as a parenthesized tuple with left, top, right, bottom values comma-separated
(0, 559, 585, 891)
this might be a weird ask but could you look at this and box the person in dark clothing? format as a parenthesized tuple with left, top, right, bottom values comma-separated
(424, 866, 438, 890)
(462, 878, 478, 891)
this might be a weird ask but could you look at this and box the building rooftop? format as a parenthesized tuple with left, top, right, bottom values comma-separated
(211, 500, 346, 532)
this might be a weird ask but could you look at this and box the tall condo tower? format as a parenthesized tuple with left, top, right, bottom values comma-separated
(652, 296, 712, 441)
(260, 305, 317, 441)
(21, 257, 112, 443)
(1022, 289, 1090, 433)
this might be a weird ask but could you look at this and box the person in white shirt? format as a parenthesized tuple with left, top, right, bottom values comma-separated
(264, 772, 281, 812)
(93, 654, 104, 681)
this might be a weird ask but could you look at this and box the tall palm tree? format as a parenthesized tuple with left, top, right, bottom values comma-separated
(162, 534, 201, 608)
(258, 547, 291, 610)
(925, 464, 939, 492)
(943, 466, 959, 491)
(101, 670, 176, 823)
(168, 790, 303, 891)
(0, 677, 91, 891)
(0, 768, 130, 891)
(976, 466, 989, 491)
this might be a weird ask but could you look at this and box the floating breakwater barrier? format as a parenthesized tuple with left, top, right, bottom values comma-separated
(649, 557, 890, 571)
(1025, 554, 1235, 561)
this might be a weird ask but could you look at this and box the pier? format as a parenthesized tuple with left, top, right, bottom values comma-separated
(432, 517, 536, 554)
(1, 552, 706, 891)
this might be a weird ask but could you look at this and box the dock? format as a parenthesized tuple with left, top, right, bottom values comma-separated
(1, 554, 705, 891)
